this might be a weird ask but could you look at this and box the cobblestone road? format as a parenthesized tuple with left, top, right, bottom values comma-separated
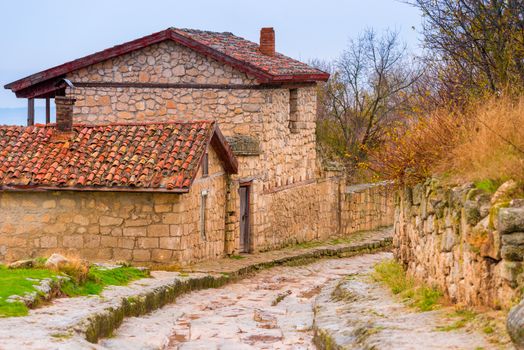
(101, 253, 390, 349)
(100, 251, 500, 350)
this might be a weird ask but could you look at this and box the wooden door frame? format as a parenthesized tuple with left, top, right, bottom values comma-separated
(239, 182, 252, 253)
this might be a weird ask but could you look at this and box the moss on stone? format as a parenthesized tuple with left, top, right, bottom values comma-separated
(488, 201, 511, 229)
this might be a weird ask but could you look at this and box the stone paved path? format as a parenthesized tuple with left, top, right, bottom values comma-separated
(100, 251, 500, 350)
(101, 253, 391, 350)
(313, 273, 506, 350)
(0, 229, 391, 350)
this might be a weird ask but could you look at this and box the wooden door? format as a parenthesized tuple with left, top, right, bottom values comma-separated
(239, 185, 250, 253)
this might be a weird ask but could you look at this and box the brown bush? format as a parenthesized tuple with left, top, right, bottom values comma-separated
(443, 97, 524, 183)
(366, 95, 524, 185)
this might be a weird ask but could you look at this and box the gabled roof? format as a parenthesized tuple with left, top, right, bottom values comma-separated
(0, 120, 237, 193)
(5, 27, 329, 98)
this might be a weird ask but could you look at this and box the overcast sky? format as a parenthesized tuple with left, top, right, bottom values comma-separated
(0, 0, 422, 108)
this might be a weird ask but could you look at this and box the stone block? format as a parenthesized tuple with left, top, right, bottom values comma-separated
(441, 228, 457, 252)
(113, 248, 133, 261)
(162, 213, 179, 224)
(154, 204, 172, 213)
(100, 236, 118, 248)
(59, 198, 76, 208)
(63, 235, 83, 248)
(498, 207, 524, 234)
(501, 244, 524, 262)
(73, 214, 90, 226)
(501, 261, 522, 286)
(83, 235, 100, 249)
(137, 237, 159, 249)
(124, 219, 150, 227)
(480, 230, 501, 261)
(159, 237, 181, 249)
(463, 200, 481, 226)
(147, 224, 170, 237)
(132, 249, 151, 262)
(42, 200, 56, 209)
(117, 237, 135, 249)
(507, 298, 524, 349)
(100, 216, 124, 227)
(40, 236, 57, 248)
(502, 232, 524, 246)
(151, 249, 173, 262)
(123, 227, 146, 237)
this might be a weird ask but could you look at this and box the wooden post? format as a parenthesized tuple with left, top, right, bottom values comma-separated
(45, 98, 50, 124)
(27, 98, 35, 126)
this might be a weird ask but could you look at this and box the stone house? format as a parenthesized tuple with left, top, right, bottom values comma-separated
(1, 27, 393, 264)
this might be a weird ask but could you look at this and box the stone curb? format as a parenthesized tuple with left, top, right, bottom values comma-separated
(76, 235, 393, 343)
(312, 279, 355, 350)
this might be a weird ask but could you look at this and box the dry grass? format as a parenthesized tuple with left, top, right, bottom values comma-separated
(45, 253, 89, 284)
(442, 97, 524, 183)
(368, 95, 524, 184)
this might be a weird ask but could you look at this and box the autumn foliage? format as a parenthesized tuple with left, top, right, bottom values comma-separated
(366, 96, 524, 185)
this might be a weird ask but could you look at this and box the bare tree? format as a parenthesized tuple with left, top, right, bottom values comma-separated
(317, 29, 421, 176)
(409, 0, 524, 96)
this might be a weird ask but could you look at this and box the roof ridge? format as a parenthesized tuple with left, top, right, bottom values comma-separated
(71, 120, 216, 128)
(0, 118, 236, 192)
(0, 120, 216, 130)
(171, 27, 234, 36)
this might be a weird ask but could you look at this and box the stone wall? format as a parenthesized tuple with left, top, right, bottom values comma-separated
(0, 148, 227, 265)
(65, 41, 317, 190)
(0, 175, 394, 263)
(0, 39, 397, 264)
(248, 178, 393, 252)
(341, 182, 394, 235)
(394, 179, 524, 309)
(63, 39, 321, 254)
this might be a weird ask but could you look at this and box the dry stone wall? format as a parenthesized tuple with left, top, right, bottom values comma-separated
(0, 148, 227, 265)
(342, 182, 394, 235)
(394, 179, 524, 309)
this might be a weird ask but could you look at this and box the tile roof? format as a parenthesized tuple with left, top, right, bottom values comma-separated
(0, 121, 236, 192)
(172, 28, 326, 79)
(5, 28, 329, 98)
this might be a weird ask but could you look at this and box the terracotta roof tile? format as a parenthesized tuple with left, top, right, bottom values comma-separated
(0, 120, 219, 192)
(173, 28, 325, 78)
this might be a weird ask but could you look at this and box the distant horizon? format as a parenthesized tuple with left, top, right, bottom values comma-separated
(0, 106, 56, 126)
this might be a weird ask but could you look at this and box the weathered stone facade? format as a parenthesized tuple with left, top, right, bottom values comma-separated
(63, 40, 322, 254)
(0, 32, 396, 264)
(65, 41, 317, 189)
(0, 148, 227, 264)
(394, 179, 524, 309)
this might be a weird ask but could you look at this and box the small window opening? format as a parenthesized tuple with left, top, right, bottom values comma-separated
(202, 152, 209, 177)
(200, 190, 208, 240)
(289, 88, 299, 132)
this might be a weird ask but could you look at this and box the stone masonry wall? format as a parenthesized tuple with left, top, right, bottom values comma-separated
(63, 39, 321, 253)
(248, 178, 393, 252)
(65, 40, 317, 192)
(341, 182, 394, 235)
(0, 148, 227, 265)
(394, 179, 524, 309)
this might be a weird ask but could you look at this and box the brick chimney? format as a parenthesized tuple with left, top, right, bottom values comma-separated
(259, 27, 275, 57)
(54, 96, 76, 133)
